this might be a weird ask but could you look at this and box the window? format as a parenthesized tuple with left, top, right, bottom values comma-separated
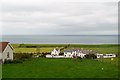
(7, 52, 10, 58)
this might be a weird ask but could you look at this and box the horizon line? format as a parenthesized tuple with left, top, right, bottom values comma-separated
(1, 34, 119, 36)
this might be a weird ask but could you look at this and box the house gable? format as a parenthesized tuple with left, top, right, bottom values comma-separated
(0, 42, 13, 53)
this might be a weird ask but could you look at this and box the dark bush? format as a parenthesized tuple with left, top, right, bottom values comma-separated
(4, 59, 23, 64)
(41, 53, 46, 57)
(26, 46, 37, 48)
(59, 53, 64, 55)
(13, 59, 23, 63)
(85, 54, 97, 59)
(19, 43, 24, 47)
(77, 57, 82, 60)
(4, 60, 13, 64)
(14, 53, 32, 60)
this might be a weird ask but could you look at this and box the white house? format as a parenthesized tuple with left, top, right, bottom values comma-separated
(0, 42, 14, 63)
(49, 48, 117, 59)
(77, 51, 86, 58)
(96, 53, 103, 58)
(103, 54, 116, 58)
(64, 49, 83, 58)
(96, 53, 116, 58)
(64, 48, 96, 58)
(64, 50, 74, 58)
(46, 48, 61, 58)
(51, 48, 60, 56)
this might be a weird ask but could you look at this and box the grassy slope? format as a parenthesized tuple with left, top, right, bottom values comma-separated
(13, 48, 53, 53)
(0, 64, 2, 79)
(12, 44, 119, 54)
(3, 44, 118, 78)
(2, 58, 118, 78)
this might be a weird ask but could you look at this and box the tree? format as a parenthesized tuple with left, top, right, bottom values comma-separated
(85, 54, 97, 59)
(36, 47, 40, 54)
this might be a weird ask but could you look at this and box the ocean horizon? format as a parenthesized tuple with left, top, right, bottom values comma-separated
(1, 35, 119, 44)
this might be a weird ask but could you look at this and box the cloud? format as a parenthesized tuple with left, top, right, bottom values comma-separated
(0, 0, 118, 35)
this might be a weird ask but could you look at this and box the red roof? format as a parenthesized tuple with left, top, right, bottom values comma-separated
(0, 42, 12, 53)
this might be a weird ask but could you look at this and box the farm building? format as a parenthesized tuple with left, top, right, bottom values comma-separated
(46, 48, 61, 58)
(64, 48, 93, 58)
(96, 53, 103, 58)
(77, 51, 87, 58)
(103, 54, 116, 58)
(0, 42, 14, 63)
(51, 48, 60, 56)
(96, 53, 116, 58)
(64, 49, 79, 58)
(47, 48, 117, 59)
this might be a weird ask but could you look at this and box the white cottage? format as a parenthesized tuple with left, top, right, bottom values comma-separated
(51, 48, 60, 56)
(0, 42, 13, 63)
(96, 53, 103, 58)
(64, 48, 95, 58)
(103, 54, 116, 58)
(96, 53, 116, 58)
(64, 49, 81, 58)
(77, 51, 86, 58)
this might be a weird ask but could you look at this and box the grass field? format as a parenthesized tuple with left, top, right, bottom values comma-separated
(13, 48, 53, 53)
(0, 64, 2, 79)
(2, 44, 119, 79)
(2, 58, 118, 78)
(12, 44, 119, 54)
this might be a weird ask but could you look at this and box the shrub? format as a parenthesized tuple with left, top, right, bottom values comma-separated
(4, 59, 23, 64)
(77, 57, 82, 60)
(12, 59, 23, 63)
(19, 43, 24, 47)
(85, 54, 97, 59)
(41, 53, 46, 57)
(59, 53, 64, 55)
(4, 60, 13, 64)
(14, 53, 32, 60)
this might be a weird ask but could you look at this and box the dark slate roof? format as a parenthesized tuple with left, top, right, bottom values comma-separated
(64, 48, 96, 54)
(64, 50, 73, 53)
(72, 48, 81, 51)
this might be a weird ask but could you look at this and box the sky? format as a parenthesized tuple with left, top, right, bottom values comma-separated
(0, 0, 118, 35)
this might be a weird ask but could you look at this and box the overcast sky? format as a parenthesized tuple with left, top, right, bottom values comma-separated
(0, 0, 118, 35)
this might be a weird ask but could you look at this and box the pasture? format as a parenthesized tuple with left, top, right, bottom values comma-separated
(13, 48, 53, 53)
(12, 44, 119, 54)
(3, 44, 118, 78)
(2, 58, 118, 78)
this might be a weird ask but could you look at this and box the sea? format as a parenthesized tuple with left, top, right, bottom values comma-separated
(0, 35, 119, 44)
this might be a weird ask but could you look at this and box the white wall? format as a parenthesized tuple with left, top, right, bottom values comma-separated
(0, 53, 2, 59)
(2, 44, 13, 62)
(64, 52, 72, 58)
(77, 53, 86, 58)
(103, 54, 116, 58)
(51, 48, 60, 56)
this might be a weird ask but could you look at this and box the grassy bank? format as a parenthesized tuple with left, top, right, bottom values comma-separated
(2, 58, 118, 78)
(12, 44, 119, 54)
(3, 44, 119, 78)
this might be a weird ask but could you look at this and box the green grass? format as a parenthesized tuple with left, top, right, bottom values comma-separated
(13, 48, 53, 53)
(13, 47, 118, 54)
(11, 44, 69, 48)
(12, 44, 119, 54)
(11, 44, 119, 48)
(0, 64, 2, 79)
(5, 44, 119, 78)
(83, 47, 119, 54)
(2, 58, 118, 78)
